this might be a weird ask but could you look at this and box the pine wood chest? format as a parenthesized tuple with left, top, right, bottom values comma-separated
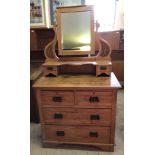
(33, 73, 121, 151)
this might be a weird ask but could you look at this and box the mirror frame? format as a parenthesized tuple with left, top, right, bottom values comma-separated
(56, 5, 95, 56)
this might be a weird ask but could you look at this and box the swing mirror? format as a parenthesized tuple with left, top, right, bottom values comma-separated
(56, 5, 95, 56)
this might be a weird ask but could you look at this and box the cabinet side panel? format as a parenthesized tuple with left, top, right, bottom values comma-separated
(110, 89, 117, 144)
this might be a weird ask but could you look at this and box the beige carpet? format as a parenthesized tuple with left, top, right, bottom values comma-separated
(30, 89, 124, 155)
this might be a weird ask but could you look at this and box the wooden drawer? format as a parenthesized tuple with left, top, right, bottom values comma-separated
(42, 108, 112, 126)
(41, 91, 74, 107)
(43, 66, 58, 77)
(76, 91, 113, 107)
(96, 65, 112, 76)
(44, 125, 111, 144)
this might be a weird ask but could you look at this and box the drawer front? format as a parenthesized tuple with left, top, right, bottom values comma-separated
(42, 108, 112, 126)
(43, 66, 58, 77)
(41, 91, 74, 106)
(44, 125, 111, 144)
(76, 91, 113, 107)
(77, 109, 112, 126)
(96, 65, 112, 76)
(42, 108, 75, 124)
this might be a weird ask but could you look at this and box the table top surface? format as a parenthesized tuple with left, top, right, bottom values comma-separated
(30, 63, 43, 81)
(33, 72, 121, 89)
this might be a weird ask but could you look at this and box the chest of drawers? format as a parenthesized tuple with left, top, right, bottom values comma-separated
(33, 73, 121, 151)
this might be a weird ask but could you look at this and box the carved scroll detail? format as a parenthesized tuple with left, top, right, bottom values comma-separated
(95, 33, 112, 59)
(44, 30, 59, 61)
(44, 30, 111, 61)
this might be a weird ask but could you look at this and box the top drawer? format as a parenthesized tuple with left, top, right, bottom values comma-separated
(41, 91, 74, 107)
(75, 91, 113, 107)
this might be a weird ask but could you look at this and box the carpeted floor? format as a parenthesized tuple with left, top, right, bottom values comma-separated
(30, 89, 124, 155)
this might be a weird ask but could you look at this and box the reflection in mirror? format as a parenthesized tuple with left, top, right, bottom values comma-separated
(61, 11, 91, 52)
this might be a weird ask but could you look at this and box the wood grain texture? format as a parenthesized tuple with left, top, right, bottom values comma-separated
(42, 141, 114, 152)
(33, 73, 121, 151)
(30, 28, 124, 84)
(75, 90, 113, 107)
(96, 65, 112, 76)
(41, 91, 74, 107)
(42, 60, 112, 77)
(43, 60, 112, 66)
(112, 60, 124, 83)
(30, 29, 54, 51)
(101, 31, 120, 50)
(44, 125, 111, 144)
(42, 108, 112, 126)
(31, 89, 124, 153)
(33, 72, 121, 89)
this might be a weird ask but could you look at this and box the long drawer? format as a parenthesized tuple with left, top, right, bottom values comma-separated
(44, 125, 111, 144)
(42, 108, 112, 126)
(75, 91, 113, 107)
(41, 91, 74, 107)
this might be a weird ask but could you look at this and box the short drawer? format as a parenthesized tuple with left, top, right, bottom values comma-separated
(42, 108, 112, 126)
(42, 108, 75, 124)
(43, 66, 58, 77)
(44, 125, 111, 144)
(76, 91, 113, 107)
(41, 91, 74, 106)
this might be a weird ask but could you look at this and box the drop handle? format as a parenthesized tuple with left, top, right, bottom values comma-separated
(90, 115, 100, 120)
(56, 131, 65, 136)
(47, 66, 56, 70)
(100, 66, 107, 70)
(47, 66, 54, 70)
(54, 113, 63, 119)
(89, 96, 99, 103)
(89, 132, 98, 137)
(52, 96, 62, 102)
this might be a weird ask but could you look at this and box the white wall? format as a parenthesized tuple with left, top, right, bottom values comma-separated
(115, 0, 124, 29)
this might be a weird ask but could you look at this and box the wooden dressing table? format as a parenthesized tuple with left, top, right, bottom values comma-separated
(33, 5, 121, 151)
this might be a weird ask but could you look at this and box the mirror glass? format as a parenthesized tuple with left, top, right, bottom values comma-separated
(61, 11, 91, 52)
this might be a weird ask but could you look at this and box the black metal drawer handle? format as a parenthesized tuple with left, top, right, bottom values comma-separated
(100, 66, 107, 70)
(52, 96, 62, 102)
(54, 113, 63, 119)
(56, 131, 65, 136)
(90, 115, 100, 120)
(89, 132, 98, 137)
(89, 96, 99, 103)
